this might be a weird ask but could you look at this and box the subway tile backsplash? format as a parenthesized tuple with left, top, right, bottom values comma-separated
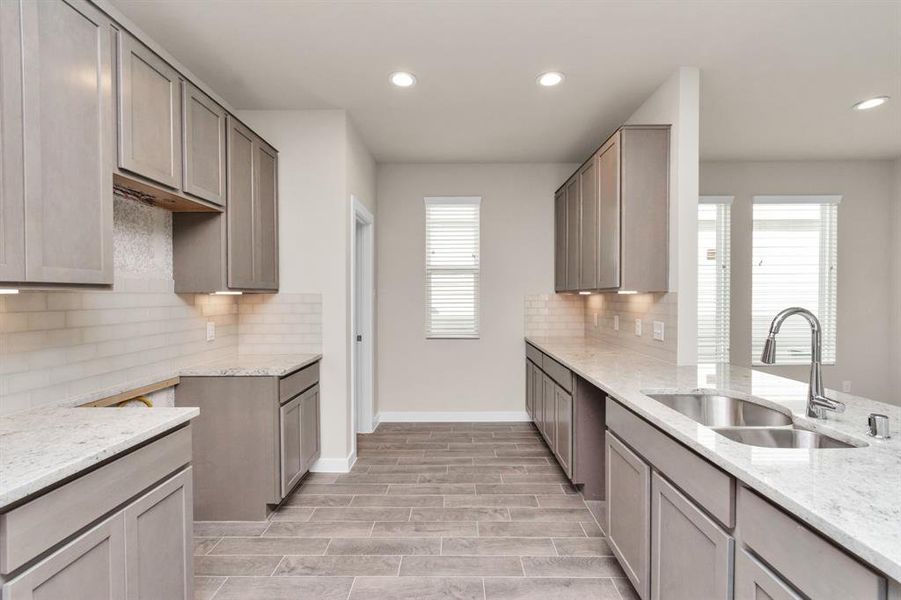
(0, 192, 321, 415)
(524, 294, 586, 337)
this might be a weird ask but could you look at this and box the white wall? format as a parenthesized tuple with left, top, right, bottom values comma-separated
(701, 159, 897, 403)
(625, 67, 700, 365)
(376, 163, 575, 417)
(237, 109, 375, 469)
(892, 159, 901, 397)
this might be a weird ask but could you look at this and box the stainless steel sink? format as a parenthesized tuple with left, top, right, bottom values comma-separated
(646, 393, 793, 427)
(712, 427, 861, 449)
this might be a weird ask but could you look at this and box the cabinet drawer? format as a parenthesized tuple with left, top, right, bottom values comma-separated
(606, 398, 734, 528)
(542, 354, 572, 393)
(737, 486, 886, 600)
(279, 362, 320, 403)
(525, 343, 543, 365)
(0, 426, 191, 574)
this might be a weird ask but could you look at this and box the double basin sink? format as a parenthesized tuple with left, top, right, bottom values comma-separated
(645, 393, 861, 449)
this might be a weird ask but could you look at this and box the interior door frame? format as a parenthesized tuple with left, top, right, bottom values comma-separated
(351, 196, 375, 439)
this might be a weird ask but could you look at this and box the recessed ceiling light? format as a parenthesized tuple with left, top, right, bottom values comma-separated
(389, 71, 417, 88)
(537, 72, 565, 87)
(852, 96, 889, 110)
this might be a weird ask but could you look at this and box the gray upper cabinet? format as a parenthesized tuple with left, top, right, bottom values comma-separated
(253, 139, 279, 290)
(554, 125, 669, 293)
(578, 158, 599, 290)
(597, 133, 621, 289)
(182, 81, 226, 206)
(650, 472, 733, 600)
(117, 31, 182, 190)
(0, 0, 114, 286)
(564, 177, 580, 291)
(554, 189, 566, 292)
(606, 431, 651, 600)
(0, 0, 25, 283)
(226, 116, 257, 289)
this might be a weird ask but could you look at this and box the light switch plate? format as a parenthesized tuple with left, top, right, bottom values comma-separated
(653, 320, 665, 341)
(634, 319, 642, 336)
(842, 380, 852, 393)
(613, 315, 620, 331)
(206, 321, 215, 341)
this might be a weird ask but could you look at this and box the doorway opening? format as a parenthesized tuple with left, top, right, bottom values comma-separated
(351, 197, 375, 446)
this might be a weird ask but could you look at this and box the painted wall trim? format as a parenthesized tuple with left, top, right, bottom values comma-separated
(377, 411, 531, 423)
(310, 449, 357, 474)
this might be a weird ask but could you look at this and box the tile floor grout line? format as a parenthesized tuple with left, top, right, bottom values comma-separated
(269, 554, 287, 577)
(345, 576, 356, 600)
(205, 575, 228, 600)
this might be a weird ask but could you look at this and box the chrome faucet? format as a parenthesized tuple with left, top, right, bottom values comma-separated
(760, 307, 845, 419)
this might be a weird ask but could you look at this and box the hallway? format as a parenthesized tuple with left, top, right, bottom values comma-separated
(193, 422, 637, 600)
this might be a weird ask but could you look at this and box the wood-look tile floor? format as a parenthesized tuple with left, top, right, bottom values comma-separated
(193, 422, 639, 600)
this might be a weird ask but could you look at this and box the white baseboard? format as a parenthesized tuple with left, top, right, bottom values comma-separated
(376, 411, 530, 423)
(310, 449, 357, 473)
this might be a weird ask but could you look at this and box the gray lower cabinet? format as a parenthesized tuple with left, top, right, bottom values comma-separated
(3, 512, 126, 600)
(650, 472, 733, 600)
(117, 30, 182, 190)
(734, 548, 801, 600)
(0, 0, 114, 286)
(554, 385, 573, 479)
(542, 374, 557, 450)
(182, 81, 227, 206)
(176, 362, 320, 520)
(606, 431, 651, 600)
(124, 469, 193, 600)
(0, 429, 193, 600)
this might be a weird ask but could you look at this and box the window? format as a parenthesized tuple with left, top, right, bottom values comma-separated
(698, 197, 732, 363)
(425, 197, 481, 338)
(752, 196, 839, 365)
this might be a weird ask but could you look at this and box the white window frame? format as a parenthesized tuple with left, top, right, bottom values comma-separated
(424, 196, 481, 339)
(698, 196, 732, 363)
(751, 195, 840, 366)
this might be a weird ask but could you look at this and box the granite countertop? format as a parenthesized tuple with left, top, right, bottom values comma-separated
(526, 335, 901, 582)
(178, 353, 322, 377)
(0, 406, 198, 510)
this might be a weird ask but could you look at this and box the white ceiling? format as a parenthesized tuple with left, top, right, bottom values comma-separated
(109, 0, 901, 163)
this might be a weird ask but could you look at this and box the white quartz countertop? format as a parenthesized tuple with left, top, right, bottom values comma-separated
(178, 353, 322, 377)
(0, 406, 198, 510)
(526, 336, 901, 582)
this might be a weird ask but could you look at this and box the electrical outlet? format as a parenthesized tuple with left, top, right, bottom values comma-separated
(613, 315, 620, 331)
(653, 320, 665, 341)
(842, 380, 852, 393)
(592, 313, 599, 328)
(206, 321, 215, 341)
(634, 319, 642, 336)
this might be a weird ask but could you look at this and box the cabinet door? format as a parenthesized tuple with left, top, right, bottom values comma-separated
(124, 469, 193, 600)
(19, 0, 113, 285)
(554, 388, 573, 479)
(226, 116, 255, 289)
(543, 374, 557, 450)
(564, 177, 580, 291)
(280, 394, 304, 498)
(182, 81, 226, 206)
(300, 385, 321, 473)
(531, 363, 543, 431)
(597, 133, 621, 289)
(0, 0, 25, 282)
(2, 512, 126, 600)
(734, 548, 801, 600)
(650, 472, 733, 600)
(554, 188, 566, 292)
(117, 32, 182, 189)
(606, 431, 650, 600)
(524, 361, 532, 419)
(578, 157, 599, 290)
(253, 139, 279, 290)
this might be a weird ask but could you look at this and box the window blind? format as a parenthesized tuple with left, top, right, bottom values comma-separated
(698, 197, 732, 363)
(751, 196, 840, 365)
(425, 197, 481, 339)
